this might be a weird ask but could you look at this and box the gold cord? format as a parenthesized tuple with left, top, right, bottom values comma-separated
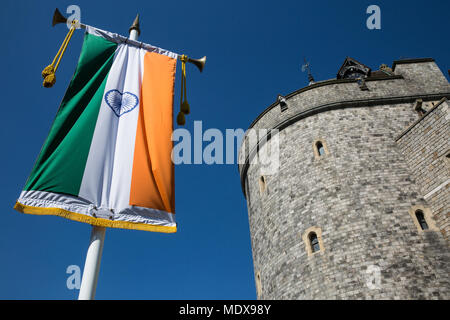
(177, 55, 190, 125)
(42, 20, 78, 88)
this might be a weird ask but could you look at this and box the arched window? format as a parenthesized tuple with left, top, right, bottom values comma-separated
(309, 232, 320, 253)
(408, 206, 437, 233)
(302, 227, 324, 256)
(415, 210, 429, 230)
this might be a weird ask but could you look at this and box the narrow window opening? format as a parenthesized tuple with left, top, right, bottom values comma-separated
(255, 271, 262, 297)
(316, 142, 325, 156)
(309, 232, 320, 253)
(415, 210, 429, 230)
(259, 176, 266, 195)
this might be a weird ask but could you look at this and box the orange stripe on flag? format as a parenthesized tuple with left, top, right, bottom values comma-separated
(130, 52, 176, 214)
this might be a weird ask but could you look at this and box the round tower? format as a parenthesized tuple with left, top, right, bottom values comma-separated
(238, 57, 450, 299)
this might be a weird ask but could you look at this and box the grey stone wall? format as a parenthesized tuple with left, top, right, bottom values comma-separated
(239, 59, 450, 300)
(393, 59, 450, 94)
(397, 98, 450, 241)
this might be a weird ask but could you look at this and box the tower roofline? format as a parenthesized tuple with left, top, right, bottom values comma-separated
(392, 57, 435, 71)
(246, 74, 403, 131)
(245, 58, 441, 133)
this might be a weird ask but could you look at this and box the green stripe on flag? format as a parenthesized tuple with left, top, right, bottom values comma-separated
(24, 33, 118, 195)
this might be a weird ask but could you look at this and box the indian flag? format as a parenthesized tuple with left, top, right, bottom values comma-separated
(14, 26, 178, 233)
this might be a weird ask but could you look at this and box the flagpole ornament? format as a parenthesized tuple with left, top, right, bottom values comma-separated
(52, 8, 67, 27)
(185, 55, 206, 73)
(129, 14, 140, 36)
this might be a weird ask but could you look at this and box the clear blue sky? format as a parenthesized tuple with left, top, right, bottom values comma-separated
(1, 0, 449, 299)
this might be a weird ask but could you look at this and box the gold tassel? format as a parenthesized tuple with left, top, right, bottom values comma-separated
(176, 111, 186, 126)
(181, 100, 190, 115)
(41, 20, 77, 88)
(43, 73, 56, 88)
(41, 65, 55, 78)
(177, 55, 190, 125)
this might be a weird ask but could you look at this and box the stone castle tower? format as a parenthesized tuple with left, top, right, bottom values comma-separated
(238, 57, 450, 299)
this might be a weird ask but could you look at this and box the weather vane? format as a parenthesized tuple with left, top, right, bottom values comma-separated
(301, 57, 315, 85)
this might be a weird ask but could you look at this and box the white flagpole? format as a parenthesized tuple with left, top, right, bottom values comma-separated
(78, 14, 141, 300)
(78, 225, 106, 300)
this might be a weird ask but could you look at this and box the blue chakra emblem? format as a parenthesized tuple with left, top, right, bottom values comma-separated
(104, 89, 139, 117)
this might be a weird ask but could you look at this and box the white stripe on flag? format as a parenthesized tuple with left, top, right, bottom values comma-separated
(109, 46, 145, 211)
(79, 44, 145, 213)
